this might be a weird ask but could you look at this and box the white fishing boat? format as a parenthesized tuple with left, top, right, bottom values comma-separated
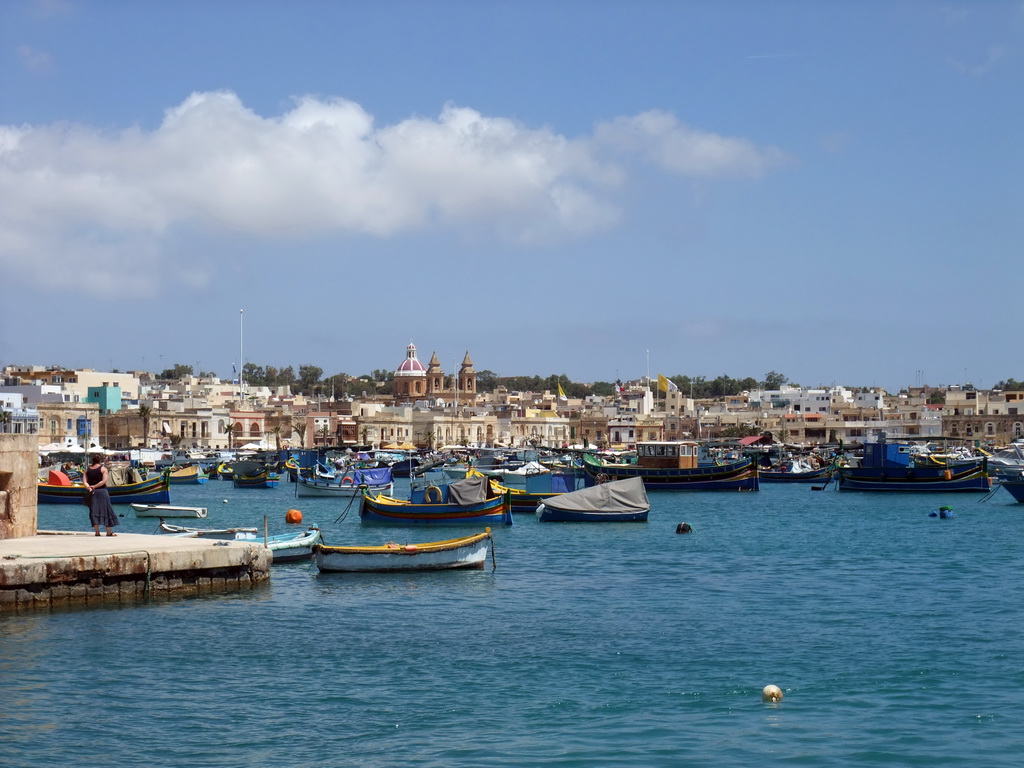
(131, 503, 208, 519)
(314, 529, 492, 572)
(159, 522, 322, 562)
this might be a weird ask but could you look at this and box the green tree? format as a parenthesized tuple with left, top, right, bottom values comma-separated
(290, 419, 307, 448)
(137, 404, 152, 448)
(158, 363, 194, 380)
(225, 423, 235, 451)
(296, 365, 324, 394)
(762, 370, 787, 389)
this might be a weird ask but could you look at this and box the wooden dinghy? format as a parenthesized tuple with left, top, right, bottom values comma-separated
(314, 529, 493, 572)
(132, 504, 208, 518)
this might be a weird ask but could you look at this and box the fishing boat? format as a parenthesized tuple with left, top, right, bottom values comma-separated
(159, 522, 322, 562)
(295, 467, 394, 497)
(837, 436, 991, 492)
(582, 441, 759, 491)
(759, 458, 836, 484)
(314, 529, 493, 572)
(232, 461, 280, 489)
(131, 503, 208, 518)
(486, 470, 581, 513)
(38, 471, 171, 505)
(167, 464, 208, 485)
(536, 476, 650, 522)
(360, 475, 513, 526)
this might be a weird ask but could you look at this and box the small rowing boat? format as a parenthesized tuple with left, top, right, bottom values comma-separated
(314, 529, 493, 572)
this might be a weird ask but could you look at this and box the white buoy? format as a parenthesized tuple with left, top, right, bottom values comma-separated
(223, 499, 229, 503)
(762, 684, 783, 702)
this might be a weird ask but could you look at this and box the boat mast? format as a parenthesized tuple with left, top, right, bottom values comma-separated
(239, 308, 244, 405)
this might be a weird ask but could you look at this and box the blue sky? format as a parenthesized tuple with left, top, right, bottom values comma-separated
(1, 0, 1021, 393)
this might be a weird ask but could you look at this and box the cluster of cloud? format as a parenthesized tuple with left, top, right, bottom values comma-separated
(0, 91, 787, 294)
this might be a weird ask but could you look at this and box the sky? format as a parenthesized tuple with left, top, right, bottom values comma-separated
(1, 0, 1021, 394)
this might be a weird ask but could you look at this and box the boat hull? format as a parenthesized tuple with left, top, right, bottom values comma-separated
(536, 505, 649, 522)
(315, 531, 491, 572)
(359, 492, 512, 526)
(1000, 481, 1024, 502)
(294, 477, 393, 497)
(168, 465, 208, 485)
(582, 454, 759, 491)
(837, 464, 991, 492)
(132, 504, 207, 518)
(233, 472, 280, 489)
(760, 466, 834, 484)
(39, 475, 171, 505)
(158, 523, 321, 561)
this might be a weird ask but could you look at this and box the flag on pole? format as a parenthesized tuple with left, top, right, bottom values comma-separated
(658, 374, 679, 393)
(557, 382, 568, 401)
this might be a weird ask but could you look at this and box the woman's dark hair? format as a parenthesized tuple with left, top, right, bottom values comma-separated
(90, 453, 104, 464)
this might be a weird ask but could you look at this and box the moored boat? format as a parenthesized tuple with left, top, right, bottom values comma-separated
(582, 441, 759, 491)
(168, 464, 208, 485)
(295, 467, 394, 498)
(231, 461, 280, 489)
(314, 529, 493, 572)
(999, 480, 1024, 502)
(158, 522, 321, 561)
(837, 437, 991, 492)
(536, 476, 650, 522)
(360, 475, 513, 526)
(39, 470, 171, 505)
(132, 503, 208, 518)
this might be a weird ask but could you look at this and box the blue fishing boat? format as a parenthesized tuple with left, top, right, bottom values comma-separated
(999, 480, 1024, 502)
(38, 471, 171, 505)
(167, 464, 208, 485)
(837, 437, 991, 492)
(582, 441, 759, 491)
(360, 475, 513, 526)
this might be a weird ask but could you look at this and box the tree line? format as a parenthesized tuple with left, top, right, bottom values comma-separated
(153, 364, 810, 399)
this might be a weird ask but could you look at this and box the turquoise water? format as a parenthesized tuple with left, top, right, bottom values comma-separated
(4, 480, 1024, 767)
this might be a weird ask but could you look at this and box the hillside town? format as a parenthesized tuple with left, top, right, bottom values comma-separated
(2, 343, 1023, 453)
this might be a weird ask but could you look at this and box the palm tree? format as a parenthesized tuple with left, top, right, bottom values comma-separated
(225, 423, 236, 451)
(0, 408, 11, 434)
(138, 404, 152, 448)
(271, 425, 283, 452)
(290, 418, 306, 448)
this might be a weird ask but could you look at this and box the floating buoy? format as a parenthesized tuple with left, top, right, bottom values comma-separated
(223, 499, 228, 504)
(762, 684, 783, 702)
(676, 522, 694, 534)
(285, 508, 303, 524)
(939, 506, 953, 519)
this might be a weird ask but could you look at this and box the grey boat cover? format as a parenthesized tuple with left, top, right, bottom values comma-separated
(541, 476, 649, 514)
(448, 474, 491, 505)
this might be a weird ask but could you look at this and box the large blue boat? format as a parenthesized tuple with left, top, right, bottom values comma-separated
(837, 437, 991, 492)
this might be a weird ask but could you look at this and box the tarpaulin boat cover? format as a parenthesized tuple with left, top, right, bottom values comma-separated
(47, 470, 72, 486)
(353, 467, 393, 485)
(541, 476, 649, 514)
(448, 474, 490, 505)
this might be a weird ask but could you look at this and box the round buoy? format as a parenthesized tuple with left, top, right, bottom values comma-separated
(676, 522, 694, 534)
(285, 508, 303, 524)
(762, 684, 783, 703)
(223, 499, 228, 504)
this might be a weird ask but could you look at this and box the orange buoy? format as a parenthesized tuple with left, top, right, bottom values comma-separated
(285, 508, 303, 524)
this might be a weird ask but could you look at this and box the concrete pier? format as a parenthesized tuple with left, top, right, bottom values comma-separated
(0, 531, 272, 611)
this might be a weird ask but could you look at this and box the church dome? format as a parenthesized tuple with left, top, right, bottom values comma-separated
(395, 342, 427, 377)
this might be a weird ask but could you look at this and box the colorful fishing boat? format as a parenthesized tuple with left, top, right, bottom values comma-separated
(582, 441, 759, 491)
(295, 467, 394, 497)
(231, 461, 280, 489)
(38, 471, 171, 505)
(837, 437, 991, 492)
(167, 464, 208, 485)
(314, 529, 493, 572)
(360, 475, 513, 526)
(159, 522, 321, 562)
(536, 476, 650, 522)
(485, 469, 581, 513)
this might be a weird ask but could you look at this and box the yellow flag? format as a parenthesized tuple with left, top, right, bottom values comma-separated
(557, 382, 567, 400)
(657, 373, 669, 393)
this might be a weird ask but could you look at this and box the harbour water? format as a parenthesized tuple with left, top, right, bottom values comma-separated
(4, 479, 1023, 767)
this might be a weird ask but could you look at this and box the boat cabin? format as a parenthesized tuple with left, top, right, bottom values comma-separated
(636, 441, 700, 470)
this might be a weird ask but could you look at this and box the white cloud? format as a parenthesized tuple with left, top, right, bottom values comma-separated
(16, 45, 54, 74)
(0, 92, 787, 294)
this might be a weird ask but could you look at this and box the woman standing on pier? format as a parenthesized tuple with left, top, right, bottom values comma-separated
(85, 454, 118, 537)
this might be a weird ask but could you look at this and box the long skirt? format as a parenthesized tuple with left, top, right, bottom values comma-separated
(88, 488, 119, 529)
